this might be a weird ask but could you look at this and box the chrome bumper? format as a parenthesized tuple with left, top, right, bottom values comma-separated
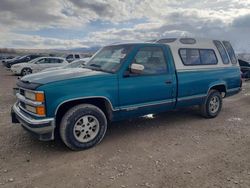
(11, 103, 55, 141)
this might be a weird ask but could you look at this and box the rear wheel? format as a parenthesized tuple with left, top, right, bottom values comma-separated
(60, 104, 107, 150)
(21, 68, 32, 76)
(200, 89, 222, 118)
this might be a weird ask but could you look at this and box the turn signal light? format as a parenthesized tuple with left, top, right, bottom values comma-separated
(36, 106, 46, 116)
(35, 93, 45, 102)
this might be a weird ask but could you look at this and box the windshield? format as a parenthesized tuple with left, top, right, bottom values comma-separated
(85, 45, 132, 73)
(14, 55, 26, 61)
(12, 56, 20, 60)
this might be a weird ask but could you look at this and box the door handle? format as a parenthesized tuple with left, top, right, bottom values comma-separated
(165, 80, 172, 84)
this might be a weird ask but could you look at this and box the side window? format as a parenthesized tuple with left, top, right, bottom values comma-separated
(200, 50, 217, 65)
(179, 49, 217, 65)
(75, 54, 80, 59)
(222, 41, 237, 64)
(214, 41, 230, 64)
(49, 58, 61, 63)
(179, 49, 201, 65)
(37, 58, 46, 64)
(132, 47, 167, 75)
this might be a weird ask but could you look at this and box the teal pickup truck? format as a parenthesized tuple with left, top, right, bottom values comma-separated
(11, 38, 242, 150)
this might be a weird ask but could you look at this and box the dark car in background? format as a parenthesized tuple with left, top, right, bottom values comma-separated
(239, 59, 250, 78)
(4, 54, 41, 68)
(1, 56, 16, 64)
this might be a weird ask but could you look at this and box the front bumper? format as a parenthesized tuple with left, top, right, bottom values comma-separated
(10, 67, 21, 74)
(11, 103, 55, 141)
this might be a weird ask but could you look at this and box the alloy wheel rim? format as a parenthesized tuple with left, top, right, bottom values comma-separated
(209, 96, 220, 113)
(23, 69, 31, 75)
(73, 115, 100, 143)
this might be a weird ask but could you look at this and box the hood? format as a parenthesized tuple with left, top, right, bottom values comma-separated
(21, 68, 111, 85)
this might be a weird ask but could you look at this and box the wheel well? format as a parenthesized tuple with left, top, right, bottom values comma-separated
(55, 98, 113, 129)
(210, 85, 226, 96)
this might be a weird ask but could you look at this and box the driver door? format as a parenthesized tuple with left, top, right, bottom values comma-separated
(118, 46, 176, 117)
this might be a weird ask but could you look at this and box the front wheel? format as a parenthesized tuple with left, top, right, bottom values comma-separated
(200, 89, 222, 118)
(21, 68, 32, 76)
(60, 104, 107, 150)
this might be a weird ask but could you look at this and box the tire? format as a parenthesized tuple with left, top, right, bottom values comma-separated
(21, 68, 32, 76)
(200, 89, 222, 118)
(60, 104, 107, 151)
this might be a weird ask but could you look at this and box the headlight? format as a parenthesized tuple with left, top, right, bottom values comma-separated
(18, 89, 46, 117)
(25, 91, 45, 102)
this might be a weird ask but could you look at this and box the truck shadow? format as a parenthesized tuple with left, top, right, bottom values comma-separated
(106, 106, 202, 138)
(28, 106, 203, 152)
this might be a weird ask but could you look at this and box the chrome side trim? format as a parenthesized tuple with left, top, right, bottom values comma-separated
(55, 97, 176, 114)
(13, 103, 54, 125)
(119, 99, 175, 111)
(16, 93, 43, 107)
(178, 94, 206, 102)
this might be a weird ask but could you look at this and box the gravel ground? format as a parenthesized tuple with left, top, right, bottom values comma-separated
(0, 64, 249, 188)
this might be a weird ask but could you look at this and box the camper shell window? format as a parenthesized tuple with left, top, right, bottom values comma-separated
(179, 48, 218, 66)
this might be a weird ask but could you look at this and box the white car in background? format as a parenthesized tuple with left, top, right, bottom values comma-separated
(42, 58, 90, 72)
(11, 57, 68, 76)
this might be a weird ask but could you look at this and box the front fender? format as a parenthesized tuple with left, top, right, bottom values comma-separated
(37, 75, 118, 118)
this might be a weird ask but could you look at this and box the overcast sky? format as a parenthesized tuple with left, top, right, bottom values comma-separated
(0, 0, 250, 52)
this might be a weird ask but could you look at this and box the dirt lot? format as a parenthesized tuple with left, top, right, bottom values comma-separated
(0, 64, 249, 188)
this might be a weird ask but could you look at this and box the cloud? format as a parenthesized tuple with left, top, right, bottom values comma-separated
(0, 0, 250, 52)
(68, 0, 113, 17)
(0, 32, 88, 49)
(232, 14, 250, 27)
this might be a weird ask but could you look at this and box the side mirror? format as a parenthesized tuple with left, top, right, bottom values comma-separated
(130, 63, 144, 74)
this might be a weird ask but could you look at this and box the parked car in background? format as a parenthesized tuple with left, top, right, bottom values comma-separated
(1, 56, 16, 64)
(65, 53, 82, 62)
(11, 38, 242, 150)
(4, 55, 41, 68)
(42, 58, 90, 72)
(11, 57, 68, 76)
(243, 71, 250, 78)
(239, 59, 250, 72)
(238, 59, 250, 78)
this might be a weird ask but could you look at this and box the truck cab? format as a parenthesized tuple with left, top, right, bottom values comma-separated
(11, 38, 241, 150)
(65, 54, 82, 63)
